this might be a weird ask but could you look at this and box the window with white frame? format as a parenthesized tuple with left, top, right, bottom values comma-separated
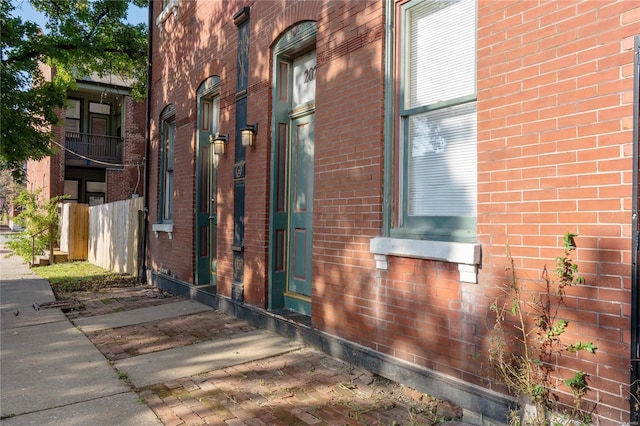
(394, 0, 477, 243)
(160, 105, 176, 222)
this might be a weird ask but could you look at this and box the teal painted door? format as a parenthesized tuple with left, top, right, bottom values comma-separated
(284, 113, 314, 314)
(195, 97, 218, 286)
(270, 38, 317, 315)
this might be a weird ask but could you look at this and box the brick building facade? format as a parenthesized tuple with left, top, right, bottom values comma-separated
(27, 73, 146, 206)
(146, 1, 639, 423)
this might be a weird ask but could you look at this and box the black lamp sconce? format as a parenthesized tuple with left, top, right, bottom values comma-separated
(241, 123, 258, 147)
(210, 133, 229, 155)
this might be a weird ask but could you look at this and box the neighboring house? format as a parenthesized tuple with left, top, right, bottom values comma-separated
(27, 72, 146, 205)
(146, 1, 638, 424)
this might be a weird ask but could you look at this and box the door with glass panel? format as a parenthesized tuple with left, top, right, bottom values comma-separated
(270, 36, 317, 315)
(196, 86, 220, 286)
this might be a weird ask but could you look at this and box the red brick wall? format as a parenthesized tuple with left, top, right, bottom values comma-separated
(146, 0, 221, 283)
(474, 2, 637, 422)
(50, 121, 66, 198)
(26, 156, 52, 199)
(147, 1, 637, 423)
(26, 110, 65, 201)
(309, 0, 386, 341)
(106, 96, 146, 202)
(147, 1, 329, 289)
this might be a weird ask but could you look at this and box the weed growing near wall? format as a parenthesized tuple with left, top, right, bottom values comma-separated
(489, 233, 595, 425)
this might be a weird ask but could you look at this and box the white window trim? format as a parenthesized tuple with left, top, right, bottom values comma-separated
(156, 0, 179, 34)
(370, 237, 480, 283)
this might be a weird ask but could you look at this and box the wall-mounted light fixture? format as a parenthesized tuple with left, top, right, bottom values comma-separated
(241, 123, 257, 147)
(210, 133, 229, 155)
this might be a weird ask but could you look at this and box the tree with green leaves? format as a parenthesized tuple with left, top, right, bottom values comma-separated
(0, 0, 147, 183)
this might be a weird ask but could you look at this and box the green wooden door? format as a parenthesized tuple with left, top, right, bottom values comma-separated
(284, 112, 314, 314)
(195, 96, 218, 286)
(269, 27, 317, 315)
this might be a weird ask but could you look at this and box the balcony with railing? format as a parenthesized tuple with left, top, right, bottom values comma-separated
(65, 132, 123, 164)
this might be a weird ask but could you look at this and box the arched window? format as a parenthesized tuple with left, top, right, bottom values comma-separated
(159, 104, 176, 222)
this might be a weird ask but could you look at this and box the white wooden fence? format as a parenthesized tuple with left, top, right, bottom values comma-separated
(88, 197, 144, 277)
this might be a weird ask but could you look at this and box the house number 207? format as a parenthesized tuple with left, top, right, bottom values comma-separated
(304, 66, 316, 83)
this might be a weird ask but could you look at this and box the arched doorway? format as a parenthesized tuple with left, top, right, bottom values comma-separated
(195, 76, 221, 287)
(269, 22, 317, 315)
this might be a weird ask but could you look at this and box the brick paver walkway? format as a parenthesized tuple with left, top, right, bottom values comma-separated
(139, 348, 461, 425)
(86, 311, 259, 360)
(65, 285, 180, 320)
(62, 284, 463, 425)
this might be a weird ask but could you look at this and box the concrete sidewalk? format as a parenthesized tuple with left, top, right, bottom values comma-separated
(1, 241, 471, 425)
(0, 248, 303, 425)
(0, 246, 161, 425)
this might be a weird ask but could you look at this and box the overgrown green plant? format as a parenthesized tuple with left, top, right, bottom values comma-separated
(564, 370, 590, 422)
(489, 233, 596, 425)
(6, 189, 66, 263)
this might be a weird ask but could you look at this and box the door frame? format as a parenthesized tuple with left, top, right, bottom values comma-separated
(268, 22, 317, 314)
(195, 77, 220, 287)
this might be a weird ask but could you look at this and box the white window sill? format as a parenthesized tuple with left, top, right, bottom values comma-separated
(152, 223, 173, 239)
(370, 237, 481, 283)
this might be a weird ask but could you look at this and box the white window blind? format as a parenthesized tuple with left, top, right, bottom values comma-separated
(402, 0, 477, 222)
(163, 119, 175, 221)
(406, 0, 476, 109)
(408, 102, 477, 216)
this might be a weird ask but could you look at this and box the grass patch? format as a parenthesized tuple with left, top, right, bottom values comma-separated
(118, 371, 133, 387)
(34, 261, 137, 297)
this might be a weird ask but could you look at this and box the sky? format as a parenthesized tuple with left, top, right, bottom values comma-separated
(12, 0, 148, 28)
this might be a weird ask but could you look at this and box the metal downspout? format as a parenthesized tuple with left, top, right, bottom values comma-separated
(631, 33, 640, 426)
(140, 0, 153, 283)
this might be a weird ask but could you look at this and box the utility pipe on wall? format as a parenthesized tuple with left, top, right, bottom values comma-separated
(630, 33, 639, 426)
(140, 0, 154, 283)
